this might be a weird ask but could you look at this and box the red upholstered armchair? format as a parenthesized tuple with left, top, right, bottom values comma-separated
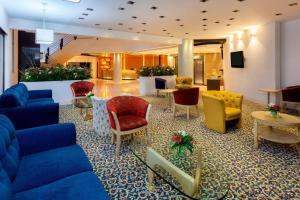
(173, 87, 199, 120)
(70, 81, 94, 101)
(106, 96, 151, 156)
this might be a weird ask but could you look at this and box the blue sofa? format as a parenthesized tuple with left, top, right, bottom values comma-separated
(0, 83, 59, 130)
(0, 115, 109, 200)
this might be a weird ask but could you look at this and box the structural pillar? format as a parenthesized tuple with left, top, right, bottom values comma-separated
(113, 53, 122, 83)
(178, 39, 194, 78)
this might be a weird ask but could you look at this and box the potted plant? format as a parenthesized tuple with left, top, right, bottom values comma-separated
(170, 131, 194, 156)
(267, 103, 280, 118)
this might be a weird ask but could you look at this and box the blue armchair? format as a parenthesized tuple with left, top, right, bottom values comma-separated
(155, 78, 167, 96)
(0, 115, 109, 200)
(0, 83, 59, 130)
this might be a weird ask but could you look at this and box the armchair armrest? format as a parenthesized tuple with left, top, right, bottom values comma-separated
(28, 90, 52, 99)
(0, 103, 59, 130)
(16, 123, 76, 156)
(202, 94, 226, 133)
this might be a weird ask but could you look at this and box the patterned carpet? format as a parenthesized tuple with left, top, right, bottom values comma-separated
(60, 96, 300, 200)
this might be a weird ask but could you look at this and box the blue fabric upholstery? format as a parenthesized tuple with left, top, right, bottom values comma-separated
(28, 90, 52, 99)
(16, 123, 76, 156)
(13, 145, 92, 193)
(0, 115, 109, 200)
(13, 172, 109, 200)
(0, 83, 59, 130)
(155, 78, 167, 90)
(0, 116, 20, 181)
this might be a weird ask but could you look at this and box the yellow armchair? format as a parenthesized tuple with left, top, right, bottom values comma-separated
(201, 91, 243, 133)
(176, 77, 193, 89)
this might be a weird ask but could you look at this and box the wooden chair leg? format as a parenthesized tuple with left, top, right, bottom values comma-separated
(187, 107, 190, 120)
(115, 134, 121, 156)
(111, 132, 115, 144)
(237, 117, 242, 128)
(173, 105, 176, 118)
(195, 105, 199, 117)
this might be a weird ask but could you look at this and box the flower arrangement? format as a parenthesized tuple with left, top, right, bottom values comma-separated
(139, 65, 175, 77)
(20, 64, 91, 82)
(86, 91, 94, 105)
(267, 103, 280, 118)
(170, 131, 194, 156)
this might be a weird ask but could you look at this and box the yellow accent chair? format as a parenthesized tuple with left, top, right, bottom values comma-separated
(176, 77, 193, 89)
(201, 91, 243, 133)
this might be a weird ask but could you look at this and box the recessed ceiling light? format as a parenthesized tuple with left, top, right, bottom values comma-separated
(203, 29, 207, 31)
(150, 6, 157, 10)
(201, 10, 207, 13)
(170, 36, 174, 37)
(142, 22, 147, 25)
(82, 13, 88, 16)
(202, 18, 208, 21)
(229, 18, 235, 20)
(128, 27, 133, 30)
(136, 31, 140, 34)
(142, 29, 146, 32)
(132, 16, 137, 19)
(118, 7, 125, 10)
(185, 33, 189, 34)
(86, 8, 93, 11)
(227, 24, 231, 26)
(118, 23, 123, 26)
(108, 28, 112, 30)
(233, 9, 240, 13)
(64, 0, 81, 2)
(237, 0, 245, 2)
(289, 3, 298, 6)
(162, 29, 167, 31)
(159, 16, 165, 18)
(176, 19, 181, 21)
(95, 23, 100, 26)
(215, 21, 220, 23)
(127, 1, 135, 5)
(200, 0, 208, 2)
(203, 24, 207, 26)
(275, 13, 283, 16)
(78, 17, 84, 20)
(180, 24, 184, 27)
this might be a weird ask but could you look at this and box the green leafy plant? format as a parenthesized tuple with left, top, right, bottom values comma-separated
(20, 64, 91, 82)
(139, 65, 175, 77)
(170, 131, 194, 156)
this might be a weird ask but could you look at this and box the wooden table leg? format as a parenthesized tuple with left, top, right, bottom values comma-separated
(147, 168, 155, 192)
(253, 119, 259, 148)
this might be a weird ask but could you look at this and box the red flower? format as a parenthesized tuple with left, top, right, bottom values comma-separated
(172, 133, 183, 144)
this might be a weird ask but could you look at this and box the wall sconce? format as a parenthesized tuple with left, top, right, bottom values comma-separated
(250, 27, 257, 36)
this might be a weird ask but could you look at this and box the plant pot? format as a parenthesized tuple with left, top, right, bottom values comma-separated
(270, 110, 278, 118)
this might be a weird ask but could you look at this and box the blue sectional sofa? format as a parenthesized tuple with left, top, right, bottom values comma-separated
(0, 83, 59, 130)
(0, 115, 109, 200)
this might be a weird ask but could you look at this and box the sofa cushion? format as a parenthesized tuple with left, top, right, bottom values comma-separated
(0, 115, 20, 181)
(0, 162, 13, 200)
(117, 115, 147, 131)
(13, 171, 109, 200)
(10, 84, 29, 105)
(27, 98, 54, 106)
(225, 107, 241, 120)
(12, 145, 93, 193)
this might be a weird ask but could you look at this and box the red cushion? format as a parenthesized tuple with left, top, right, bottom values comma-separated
(173, 87, 199, 105)
(70, 81, 94, 97)
(118, 115, 147, 131)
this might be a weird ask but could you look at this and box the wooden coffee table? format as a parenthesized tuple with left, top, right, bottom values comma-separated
(251, 111, 300, 155)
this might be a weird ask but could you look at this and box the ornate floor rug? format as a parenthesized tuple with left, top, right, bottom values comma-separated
(60, 96, 300, 200)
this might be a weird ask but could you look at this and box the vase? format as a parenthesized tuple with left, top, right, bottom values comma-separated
(270, 110, 278, 118)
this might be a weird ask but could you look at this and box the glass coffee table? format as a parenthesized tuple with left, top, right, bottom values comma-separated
(74, 98, 93, 121)
(129, 132, 229, 199)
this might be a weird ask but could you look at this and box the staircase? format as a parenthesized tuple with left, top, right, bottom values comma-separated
(44, 34, 76, 64)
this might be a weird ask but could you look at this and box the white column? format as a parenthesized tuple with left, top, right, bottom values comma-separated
(113, 53, 122, 83)
(178, 39, 194, 78)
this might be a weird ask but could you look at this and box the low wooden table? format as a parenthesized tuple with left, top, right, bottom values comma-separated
(251, 111, 300, 155)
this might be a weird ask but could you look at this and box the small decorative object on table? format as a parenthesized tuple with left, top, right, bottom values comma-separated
(267, 103, 280, 118)
(86, 91, 94, 105)
(170, 131, 194, 156)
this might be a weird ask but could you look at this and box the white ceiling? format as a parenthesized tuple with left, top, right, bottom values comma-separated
(1, 0, 300, 39)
